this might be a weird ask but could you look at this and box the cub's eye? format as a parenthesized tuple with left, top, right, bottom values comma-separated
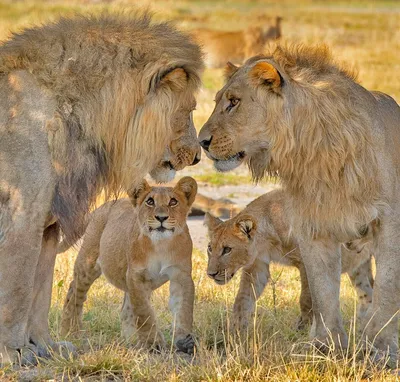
(207, 244, 212, 253)
(145, 198, 154, 206)
(222, 246, 232, 255)
(169, 198, 178, 207)
(226, 98, 240, 112)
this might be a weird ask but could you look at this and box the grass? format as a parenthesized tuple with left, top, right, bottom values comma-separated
(0, 0, 399, 380)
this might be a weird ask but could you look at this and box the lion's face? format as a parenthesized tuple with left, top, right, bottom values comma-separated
(204, 213, 257, 285)
(198, 60, 284, 178)
(150, 108, 201, 183)
(129, 177, 197, 241)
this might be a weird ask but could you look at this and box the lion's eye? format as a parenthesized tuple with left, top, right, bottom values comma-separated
(222, 246, 232, 255)
(169, 198, 178, 207)
(226, 98, 240, 112)
(145, 198, 154, 206)
(207, 244, 212, 254)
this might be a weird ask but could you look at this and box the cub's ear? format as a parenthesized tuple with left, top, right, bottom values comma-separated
(204, 212, 223, 231)
(236, 215, 257, 240)
(151, 67, 189, 93)
(175, 176, 198, 207)
(249, 62, 282, 92)
(224, 61, 239, 82)
(127, 179, 151, 207)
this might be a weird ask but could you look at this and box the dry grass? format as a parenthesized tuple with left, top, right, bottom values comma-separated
(0, 0, 399, 380)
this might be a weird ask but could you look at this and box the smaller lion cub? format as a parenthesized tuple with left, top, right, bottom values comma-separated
(61, 177, 197, 354)
(205, 189, 374, 330)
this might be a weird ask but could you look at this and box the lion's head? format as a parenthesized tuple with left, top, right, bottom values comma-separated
(204, 212, 257, 284)
(129, 177, 197, 241)
(150, 110, 201, 183)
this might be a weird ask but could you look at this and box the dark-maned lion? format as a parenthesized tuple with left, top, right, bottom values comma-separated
(0, 13, 203, 365)
(199, 44, 400, 363)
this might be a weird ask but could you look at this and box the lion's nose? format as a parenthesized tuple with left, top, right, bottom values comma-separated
(191, 154, 201, 166)
(200, 136, 213, 152)
(207, 271, 218, 278)
(155, 216, 168, 223)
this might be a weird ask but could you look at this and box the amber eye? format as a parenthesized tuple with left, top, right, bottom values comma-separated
(222, 247, 232, 255)
(169, 198, 178, 207)
(226, 98, 240, 112)
(145, 198, 154, 206)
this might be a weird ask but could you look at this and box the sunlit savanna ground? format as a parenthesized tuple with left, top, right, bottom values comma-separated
(0, 0, 399, 380)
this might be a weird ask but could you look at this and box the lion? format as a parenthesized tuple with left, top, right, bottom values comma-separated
(204, 189, 374, 330)
(61, 177, 197, 354)
(191, 17, 282, 68)
(198, 43, 400, 361)
(0, 14, 203, 365)
(190, 193, 240, 219)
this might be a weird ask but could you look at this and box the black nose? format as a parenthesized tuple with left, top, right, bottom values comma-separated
(191, 154, 201, 166)
(207, 271, 218, 278)
(155, 216, 168, 223)
(200, 137, 212, 151)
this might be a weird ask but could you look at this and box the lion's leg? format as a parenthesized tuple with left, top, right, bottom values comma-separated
(168, 269, 195, 354)
(126, 272, 164, 350)
(298, 238, 347, 351)
(60, 230, 102, 337)
(347, 257, 373, 322)
(120, 293, 136, 342)
(232, 259, 270, 330)
(297, 263, 313, 330)
(363, 218, 400, 364)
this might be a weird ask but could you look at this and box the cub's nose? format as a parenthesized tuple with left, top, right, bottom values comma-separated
(200, 137, 213, 152)
(191, 153, 201, 166)
(207, 271, 218, 278)
(155, 216, 168, 223)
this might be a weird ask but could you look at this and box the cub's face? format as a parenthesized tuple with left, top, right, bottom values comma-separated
(204, 213, 257, 284)
(129, 177, 197, 241)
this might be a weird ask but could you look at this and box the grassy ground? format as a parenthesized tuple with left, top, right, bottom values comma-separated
(0, 0, 399, 380)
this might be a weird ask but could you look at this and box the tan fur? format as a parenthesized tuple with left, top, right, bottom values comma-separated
(0, 14, 203, 364)
(205, 189, 374, 330)
(191, 17, 282, 68)
(191, 193, 240, 219)
(199, 43, 400, 361)
(61, 177, 197, 353)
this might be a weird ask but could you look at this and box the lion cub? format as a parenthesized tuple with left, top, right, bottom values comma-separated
(205, 189, 374, 330)
(61, 177, 197, 354)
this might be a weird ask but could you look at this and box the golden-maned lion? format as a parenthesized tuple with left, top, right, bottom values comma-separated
(61, 177, 197, 354)
(191, 17, 282, 68)
(199, 44, 400, 362)
(204, 189, 374, 330)
(0, 14, 203, 365)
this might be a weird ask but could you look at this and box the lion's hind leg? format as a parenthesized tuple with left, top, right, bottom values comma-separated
(60, 227, 102, 337)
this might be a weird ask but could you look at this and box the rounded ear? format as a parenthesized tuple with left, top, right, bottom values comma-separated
(150, 67, 189, 93)
(249, 61, 282, 92)
(175, 176, 197, 206)
(224, 61, 239, 82)
(236, 215, 257, 240)
(204, 212, 223, 230)
(127, 179, 151, 207)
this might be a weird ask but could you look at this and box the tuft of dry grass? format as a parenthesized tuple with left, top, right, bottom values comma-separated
(1, 0, 399, 380)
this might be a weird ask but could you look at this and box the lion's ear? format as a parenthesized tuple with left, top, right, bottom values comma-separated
(236, 215, 257, 240)
(153, 67, 189, 93)
(224, 61, 239, 82)
(175, 176, 197, 207)
(204, 212, 223, 231)
(127, 179, 151, 207)
(249, 62, 282, 92)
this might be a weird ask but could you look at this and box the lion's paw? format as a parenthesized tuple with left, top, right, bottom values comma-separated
(175, 334, 195, 355)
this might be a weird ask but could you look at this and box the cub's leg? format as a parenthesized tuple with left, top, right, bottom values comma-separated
(297, 264, 313, 330)
(363, 218, 400, 365)
(120, 293, 135, 341)
(298, 238, 347, 351)
(347, 257, 373, 321)
(126, 271, 165, 350)
(60, 224, 102, 337)
(168, 268, 195, 354)
(232, 258, 270, 330)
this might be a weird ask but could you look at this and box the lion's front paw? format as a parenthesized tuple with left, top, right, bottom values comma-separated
(175, 334, 196, 355)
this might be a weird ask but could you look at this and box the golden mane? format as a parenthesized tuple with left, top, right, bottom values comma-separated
(0, 13, 203, 242)
(246, 44, 382, 238)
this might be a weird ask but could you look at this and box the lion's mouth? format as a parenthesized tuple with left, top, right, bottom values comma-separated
(149, 226, 175, 233)
(206, 151, 246, 172)
(212, 272, 235, 285)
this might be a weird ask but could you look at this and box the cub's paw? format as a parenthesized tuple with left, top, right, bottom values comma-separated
(175, 334, 196, 355)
